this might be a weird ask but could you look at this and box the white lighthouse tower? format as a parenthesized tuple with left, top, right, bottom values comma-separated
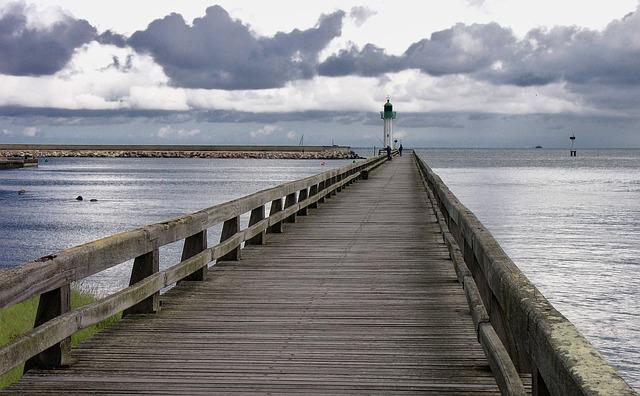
(380, 98, 397, 148)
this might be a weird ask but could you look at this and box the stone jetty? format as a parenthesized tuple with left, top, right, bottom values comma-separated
(0, 145, 362, 160)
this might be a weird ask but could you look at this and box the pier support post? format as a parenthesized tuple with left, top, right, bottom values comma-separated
(309, 184, 319, 208)
(219, 216, 241, 261)
(246, 205, 266, 245)
(180, 230, 207, 281)
(284, 192, 297, 223)
(123, 249, 160, 316)
(297, 188, 309, 216)
(24, 285, 71, 372)
(268, 198, 283, 233)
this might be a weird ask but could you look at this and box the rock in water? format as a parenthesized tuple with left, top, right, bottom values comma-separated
(89, 198, 98, 202)
(76, 196, 83, 201)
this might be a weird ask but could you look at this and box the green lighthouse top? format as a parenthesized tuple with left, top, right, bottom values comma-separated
(381, 98, 397, 120)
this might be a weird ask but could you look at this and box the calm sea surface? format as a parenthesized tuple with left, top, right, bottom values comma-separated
(1, 150, 638, 389)
(416, 149, 640, 390)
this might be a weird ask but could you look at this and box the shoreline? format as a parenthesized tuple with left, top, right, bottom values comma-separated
(0, 149, 362, 160)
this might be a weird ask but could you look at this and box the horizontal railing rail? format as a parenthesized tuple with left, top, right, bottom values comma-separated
(413, 152, 636, 396)
(415, 160, 526, 396)
(0, 153, 388, 376)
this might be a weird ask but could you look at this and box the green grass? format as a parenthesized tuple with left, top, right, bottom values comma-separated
(0, 289, 121, 389)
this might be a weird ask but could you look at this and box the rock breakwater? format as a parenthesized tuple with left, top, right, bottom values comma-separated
(0, 149, 362, 160)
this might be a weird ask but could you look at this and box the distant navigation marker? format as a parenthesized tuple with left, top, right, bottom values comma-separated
(380, 97, 397, 149)
(570, 132, 577, 157)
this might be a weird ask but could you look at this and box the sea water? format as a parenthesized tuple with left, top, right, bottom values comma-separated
(415, 148, 640, 390)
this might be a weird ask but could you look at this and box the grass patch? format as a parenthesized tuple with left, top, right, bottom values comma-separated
(0, 289, 121, 389)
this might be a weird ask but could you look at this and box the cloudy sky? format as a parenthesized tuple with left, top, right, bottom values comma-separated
(1, 0, 639, 147)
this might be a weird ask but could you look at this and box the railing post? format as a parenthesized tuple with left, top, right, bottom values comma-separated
(246, 205, 266, 245)
(325, 178, 332, 199)
(330, 176, 337, 196)
(219, 215, 241, 261)
(318, 181, 326, 203)
(336, 174, 343, 192)
(309, 184, 319, 209)
(347, 169, 354, 185)
(268, 198, 283, 233)
(297, 188, 309, 216)
(180, 230, 207, 281)
(284, 192, 297, 223)
(123, 249, 160, 316)
(24, 285, 71, 372)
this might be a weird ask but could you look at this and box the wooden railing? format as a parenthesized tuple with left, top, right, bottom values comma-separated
(0, 154, 388, 376)
(414, 152, 636, 396)
(415, 160, 526, 395)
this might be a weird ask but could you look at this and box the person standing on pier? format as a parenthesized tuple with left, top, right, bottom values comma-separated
(399, 144, 403, 156)
(386, 145, 392, 161)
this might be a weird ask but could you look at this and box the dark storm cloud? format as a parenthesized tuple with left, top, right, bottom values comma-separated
(484, 10, 640, 87)
(0, 2, 96, 75)
(318, 23, 515, 77)
(128, 6, 345, 90)
(318, 43, 403, 76)
(318, 6, 640, 89)
(97, 30, 128, 48)
(0, 106, 370, 124)
(404, 23, 516, 76)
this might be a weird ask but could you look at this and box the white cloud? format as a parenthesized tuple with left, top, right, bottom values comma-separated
(0, 42, 172, 110)
(156, 125, 201, 139)
(349, 6, 376, 27)
(465, 0, 486, 8)
(249, 125, 280, 138)
(18, 2, 74, 30)
(22, 127, 40, 137)
(286, 131, 297, 140)
(186, 70, 601, 116)
(1, 128, 12, 135)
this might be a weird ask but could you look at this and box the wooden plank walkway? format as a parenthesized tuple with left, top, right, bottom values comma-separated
(7, 155, 504, 394)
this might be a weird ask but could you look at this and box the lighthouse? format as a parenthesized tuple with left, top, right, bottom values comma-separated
(380, 98, 397, 149)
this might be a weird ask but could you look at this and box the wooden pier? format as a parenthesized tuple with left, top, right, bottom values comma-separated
(0, 153, 635, 395)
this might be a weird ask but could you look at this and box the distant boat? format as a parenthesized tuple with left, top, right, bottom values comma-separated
(535, 145, 543, 149)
